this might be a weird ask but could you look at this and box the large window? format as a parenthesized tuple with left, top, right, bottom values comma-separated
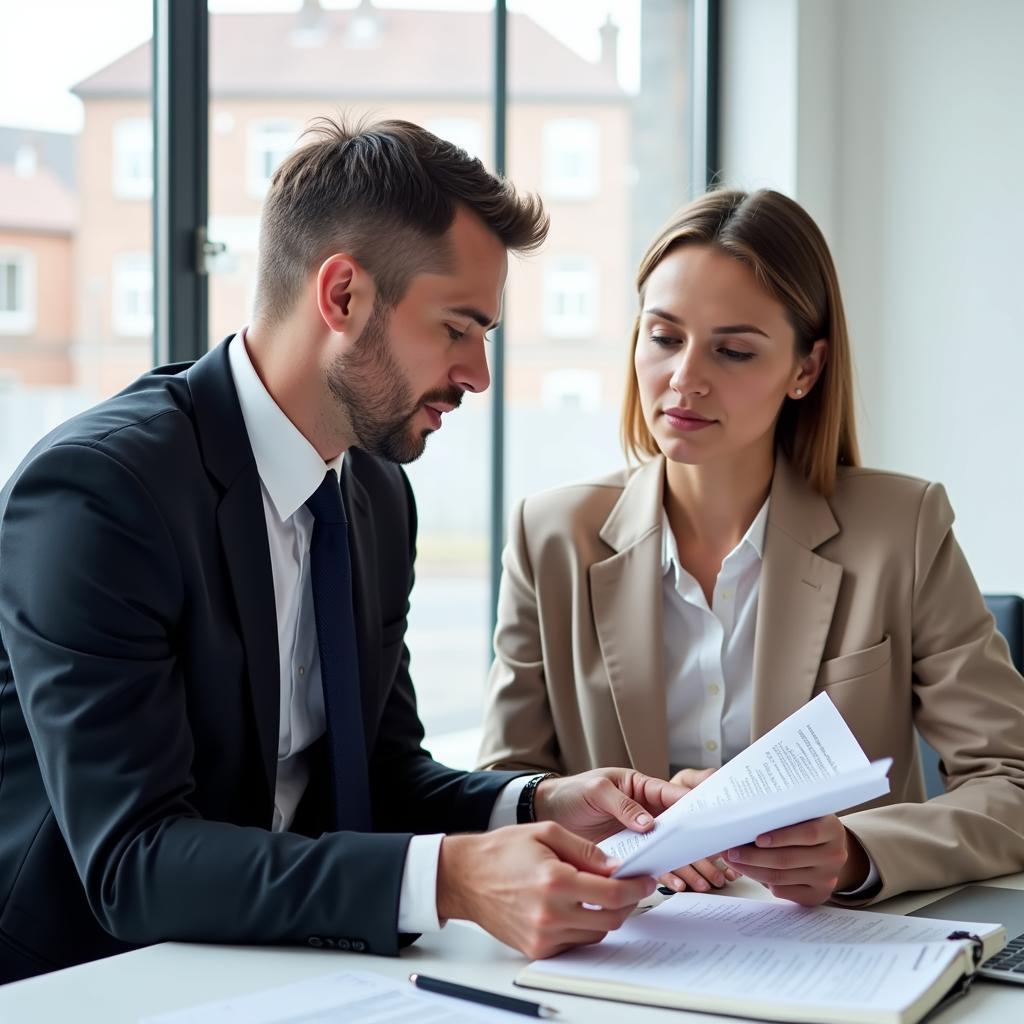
(0, 1, 152, 485)
(2, 1, 707, 763)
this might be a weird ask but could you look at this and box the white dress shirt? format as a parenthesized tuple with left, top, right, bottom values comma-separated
(662, 502, 768, 775)
(660, 500, 878, 894)
(228, 331, 527, 932)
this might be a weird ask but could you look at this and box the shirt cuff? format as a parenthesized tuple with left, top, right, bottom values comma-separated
(834, 854, 881, 897)
(396, 833, 445, 934)
(488, 775, 533, 830)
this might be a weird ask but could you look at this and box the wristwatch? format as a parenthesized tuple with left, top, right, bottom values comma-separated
(516, 772, 558, 824)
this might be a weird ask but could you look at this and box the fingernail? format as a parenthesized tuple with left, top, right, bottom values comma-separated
(725, 869, 739, 881)
(604, 858, 622, 871)
(757, 834, 772, 847)
(635, 813, 651, 826)
(712, 874, 725, 887)
(672, 876, 685, 891)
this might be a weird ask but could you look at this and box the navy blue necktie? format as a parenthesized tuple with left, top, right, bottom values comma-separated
(305, 470, 372, 832)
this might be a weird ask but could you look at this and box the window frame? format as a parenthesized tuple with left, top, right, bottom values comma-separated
(0, 249, 36, 335)
(541, 118, 601, 201)
(113, 117, 154, 200)
(153, 0, 720, 652)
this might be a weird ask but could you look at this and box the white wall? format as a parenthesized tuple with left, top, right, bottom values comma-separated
(721, 0, 1024, 593)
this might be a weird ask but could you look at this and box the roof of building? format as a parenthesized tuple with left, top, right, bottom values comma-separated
(0, 127, 76, 190)
(0, 164, 77, 234)
(72, 6, 624, 102)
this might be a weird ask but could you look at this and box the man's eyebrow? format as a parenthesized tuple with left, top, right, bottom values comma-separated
(642, 307, 768, 338)
(445, 306, 500, 331)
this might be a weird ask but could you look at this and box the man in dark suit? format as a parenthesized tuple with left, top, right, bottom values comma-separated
(0, 118, 681, 983)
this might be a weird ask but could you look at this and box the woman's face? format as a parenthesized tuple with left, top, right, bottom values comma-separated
(634, 243, 823, 469)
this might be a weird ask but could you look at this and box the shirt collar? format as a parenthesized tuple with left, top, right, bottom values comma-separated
(660, 497, 770, 575)
(228, 328, 344, 522)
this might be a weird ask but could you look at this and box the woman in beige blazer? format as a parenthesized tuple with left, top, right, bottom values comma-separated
(478, 188, 1024, 907)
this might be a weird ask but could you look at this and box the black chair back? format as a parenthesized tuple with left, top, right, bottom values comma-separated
(918, 594, 1024, 797)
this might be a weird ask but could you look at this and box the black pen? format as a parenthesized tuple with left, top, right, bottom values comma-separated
(409, 973, 559, 1018)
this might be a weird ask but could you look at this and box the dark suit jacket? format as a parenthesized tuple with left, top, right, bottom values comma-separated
(0, 340, 520, 981)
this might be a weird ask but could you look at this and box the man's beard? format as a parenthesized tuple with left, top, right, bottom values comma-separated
(326, 300, 462, 465)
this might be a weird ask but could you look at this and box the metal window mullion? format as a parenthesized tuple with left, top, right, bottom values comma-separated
(488, 0, 509, 641)
(692, 0, 722, 190)
(153, 0, 209, 366)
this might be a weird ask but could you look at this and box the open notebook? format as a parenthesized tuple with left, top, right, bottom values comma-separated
(516, 893, 1005, 1024)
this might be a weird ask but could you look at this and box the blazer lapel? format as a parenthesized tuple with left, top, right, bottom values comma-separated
(590, 457, 670, 779)
(751, 456, 842, 737)
(340, 451, 382, 746)
(187, 340, 281, 800)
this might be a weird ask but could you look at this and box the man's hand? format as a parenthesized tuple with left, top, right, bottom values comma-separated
(532, 767, 689, 843)
(723, 815, 869, 905)
(437, 824, 657, 959)
(656, 768, 738, 894)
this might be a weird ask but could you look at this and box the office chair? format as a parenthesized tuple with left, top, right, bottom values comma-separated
(918, 594, 1024, 798)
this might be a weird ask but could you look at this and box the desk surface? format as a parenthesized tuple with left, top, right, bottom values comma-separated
(3, 874, 1023, 1023)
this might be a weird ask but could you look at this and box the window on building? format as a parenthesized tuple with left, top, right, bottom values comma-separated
(541, 368, 603, 412)
(0, 252, 35, 334)
(424, 117, 485, 162)
(542, 118, 600, 199)
(113, 117, 153, 199)
(543, 257, 598, 338)
(247, 119, 300, 198)
(112, 252, 153, 337)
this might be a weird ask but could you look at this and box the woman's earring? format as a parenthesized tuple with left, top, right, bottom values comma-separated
(793, 387, 804, 398)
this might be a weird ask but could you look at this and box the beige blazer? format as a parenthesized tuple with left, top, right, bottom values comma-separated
(478, 455, 1024, 903)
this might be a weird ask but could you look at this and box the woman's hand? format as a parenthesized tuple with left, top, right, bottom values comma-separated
(722, 815, 869, 905)
(656, 768, 739, 893)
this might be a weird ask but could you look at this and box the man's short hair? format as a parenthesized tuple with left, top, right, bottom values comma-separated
(253, 116, 549, 324)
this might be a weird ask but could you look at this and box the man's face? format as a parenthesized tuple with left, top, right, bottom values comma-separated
(327, 207, 507, 464)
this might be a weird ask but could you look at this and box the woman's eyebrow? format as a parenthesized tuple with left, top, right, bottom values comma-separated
(711, 323, 769, 338)
(643, 307, 768, 338)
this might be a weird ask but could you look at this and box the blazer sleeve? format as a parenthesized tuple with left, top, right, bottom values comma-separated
(477, 497, 564, 774)
(837, 482, 1024, 903)
(0, 443, 411, 956)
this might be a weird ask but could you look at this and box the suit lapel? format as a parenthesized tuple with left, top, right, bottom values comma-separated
(340, 452, 382, 744)
(590, 457, 670, 779)
(187, 340, 281, 800)
(751, 456, 843, 737)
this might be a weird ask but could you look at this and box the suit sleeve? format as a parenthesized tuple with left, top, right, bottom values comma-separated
(366, 466, 525, 835)
(838, 482, 1024, 902)
(476, 497, 564, 774)
(0, 443, 412, 955)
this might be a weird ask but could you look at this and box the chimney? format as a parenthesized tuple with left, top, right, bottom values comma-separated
(291, 0, 326, 47)
(599, 15, 619, 80)
(347, 0, 382, 48)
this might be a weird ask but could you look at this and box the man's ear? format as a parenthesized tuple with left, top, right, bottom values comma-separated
(315, 253, 375, 344)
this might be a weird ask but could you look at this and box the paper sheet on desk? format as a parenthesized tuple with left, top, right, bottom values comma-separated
(142, 969, 526, 1023)
(600, 692, 892, 879)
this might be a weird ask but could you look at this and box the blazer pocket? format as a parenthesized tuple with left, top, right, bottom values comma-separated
(817, 634, 892, 688)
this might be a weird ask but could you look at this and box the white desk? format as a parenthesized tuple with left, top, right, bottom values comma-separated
(3, 874, 1023, 1023)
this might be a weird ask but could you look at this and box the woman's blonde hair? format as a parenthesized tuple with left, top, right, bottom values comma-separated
(621, 188, 860, 496)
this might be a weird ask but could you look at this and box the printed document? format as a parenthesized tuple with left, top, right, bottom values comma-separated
(599, 692, 891, 878)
